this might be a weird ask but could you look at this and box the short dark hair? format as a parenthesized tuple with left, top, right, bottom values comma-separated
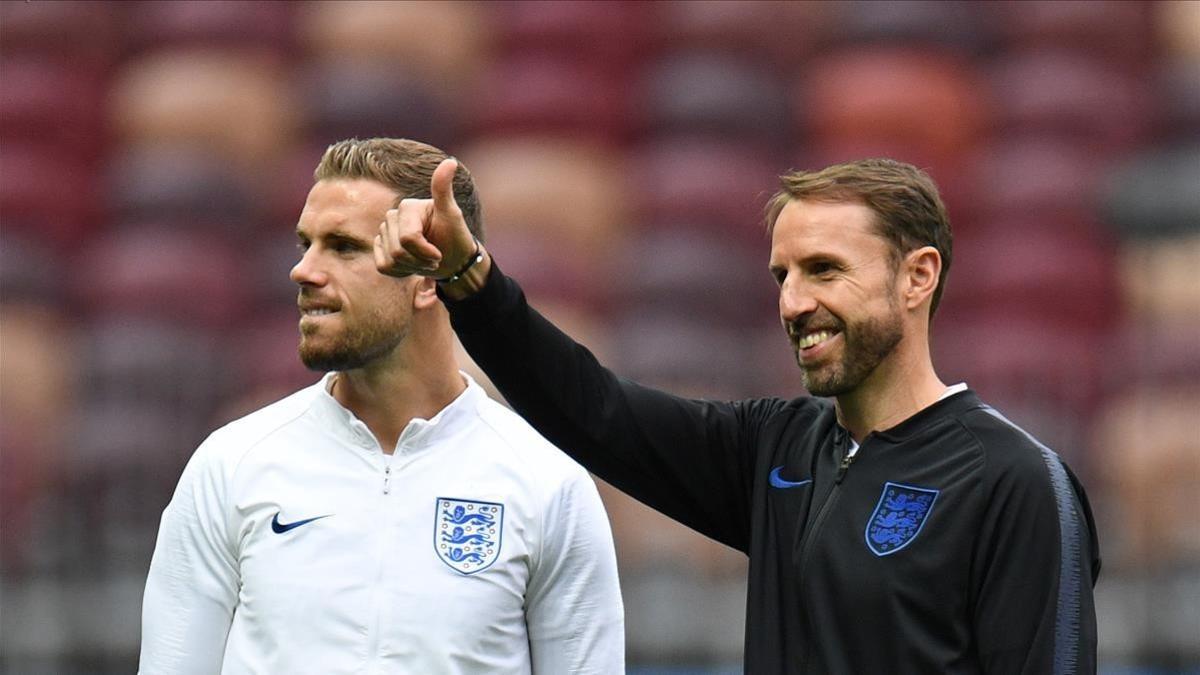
(314, 137, 484, 241)
(765, 158, 953, 316)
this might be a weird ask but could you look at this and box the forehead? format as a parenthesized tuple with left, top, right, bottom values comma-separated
(769, 198, 886, 263)
(297, 178, 397, 236)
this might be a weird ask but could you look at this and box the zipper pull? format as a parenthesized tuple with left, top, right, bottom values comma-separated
(835, 451, 855, 484)
(383, 465, 392, 495)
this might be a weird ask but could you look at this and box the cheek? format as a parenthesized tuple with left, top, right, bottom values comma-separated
(357, 274, 413, 304)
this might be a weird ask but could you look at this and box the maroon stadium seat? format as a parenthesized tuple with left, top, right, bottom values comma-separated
(612, 226, 774, 326)
(797, 47, 987, 172)
(469, 55, 632, 143)
(296, 62, 458, 149)
(612, 315, 765, 400)
(1158, 60, 1200, 138)
(0, 56, 109, 159)
(74, 225, 251, 328)
(0, 142, 103, 251)
(489, 0, 652, 72)
(106, 144, 257, 231)
(0, 233, 65, 304)
(828, 0, 990, 54)
(654, 0, 823, 69)
(969, 136, 1107, 221)
(635, 51, 792, 148)
(628, 135, 780, 238)
(986, 0, 1154, 63)
(75, 317, 232, 448)
(987, 49, 1154, 157)
(298, 1, 489, 103)
(0, 0, 121, 66)
(109, 49, 297, 170)
(942, 216, 1119, 333)
(124, 0, 297, 56)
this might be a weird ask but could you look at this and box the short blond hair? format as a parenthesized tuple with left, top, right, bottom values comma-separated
(315, 138, 484, 240)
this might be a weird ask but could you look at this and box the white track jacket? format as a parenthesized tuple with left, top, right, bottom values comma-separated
(139, 374, 624, 674)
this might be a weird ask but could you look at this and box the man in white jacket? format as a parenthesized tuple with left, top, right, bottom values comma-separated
(139, 138, 624, 674)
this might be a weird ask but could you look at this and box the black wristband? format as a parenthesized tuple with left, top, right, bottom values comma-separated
(436, 237, 483, 285)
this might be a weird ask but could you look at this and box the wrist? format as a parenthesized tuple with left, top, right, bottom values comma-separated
(436, 237, 482, 284)
(437, 243, 492, 300)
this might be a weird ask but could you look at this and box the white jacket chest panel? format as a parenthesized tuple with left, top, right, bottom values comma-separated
(226, 420, 538, 671)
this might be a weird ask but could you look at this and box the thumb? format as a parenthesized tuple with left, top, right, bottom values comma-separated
(430, 157, 461, 217)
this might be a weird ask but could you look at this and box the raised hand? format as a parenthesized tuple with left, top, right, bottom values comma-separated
(374, 158, 478, 280)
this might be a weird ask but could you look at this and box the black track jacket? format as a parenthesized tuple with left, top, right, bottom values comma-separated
(443, 263, 1101, 674)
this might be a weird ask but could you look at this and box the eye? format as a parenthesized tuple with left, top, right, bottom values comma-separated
(769, 267, 786, 286)
(810, 261, 838, 277)
(296, 239, 310, 253)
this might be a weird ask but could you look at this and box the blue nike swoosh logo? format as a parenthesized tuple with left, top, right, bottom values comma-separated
(769, 466, 812, 489)
(271, 512, 331, 534)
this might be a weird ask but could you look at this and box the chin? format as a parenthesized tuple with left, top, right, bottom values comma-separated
(801, 368, 853, 398)
(299, 343, 352, 373)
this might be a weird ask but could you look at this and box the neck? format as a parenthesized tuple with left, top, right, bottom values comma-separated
(834, 334, 946, 443)
(331, 318, 464, 454)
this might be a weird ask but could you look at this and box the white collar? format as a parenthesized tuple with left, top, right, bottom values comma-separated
(312, 371, 483, 455)
(938, 382, 969, 401)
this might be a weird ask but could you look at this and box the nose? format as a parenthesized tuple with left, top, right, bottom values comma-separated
(290, 248, 327, 287)
(778, 277, 818, 326)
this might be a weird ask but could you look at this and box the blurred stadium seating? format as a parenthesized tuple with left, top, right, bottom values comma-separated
(1, 2, 1197, 672)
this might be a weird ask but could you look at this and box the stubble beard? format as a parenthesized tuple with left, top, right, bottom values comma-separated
(796, 307, 904, 398)
(298, 307, 408, 373)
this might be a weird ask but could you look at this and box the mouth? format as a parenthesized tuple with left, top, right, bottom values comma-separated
(791, 327, 842, 364)
(298, 302, 341, 325)
(300, 307, 338, 317)
(796, 329, 837, 351)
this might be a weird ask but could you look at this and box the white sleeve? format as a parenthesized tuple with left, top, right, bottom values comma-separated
(526, 469, 625, 675)
(139, 436, 240, 674)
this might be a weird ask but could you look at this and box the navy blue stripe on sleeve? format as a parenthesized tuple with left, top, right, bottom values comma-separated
(981, 407, 1085, 674)
(1039, 446, 1083, 675)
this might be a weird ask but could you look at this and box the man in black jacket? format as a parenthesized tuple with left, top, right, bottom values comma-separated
(375, 155, 1101, 673)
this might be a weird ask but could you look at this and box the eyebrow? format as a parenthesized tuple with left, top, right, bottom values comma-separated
(769, 251, 845, 268)
(295, 228, 371, 246)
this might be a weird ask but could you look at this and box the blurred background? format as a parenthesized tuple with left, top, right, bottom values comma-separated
(1, 0, 1198, 672)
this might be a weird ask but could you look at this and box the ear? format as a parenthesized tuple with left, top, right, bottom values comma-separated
(902, 246, 941, 312)
(412, 276, 440, 311)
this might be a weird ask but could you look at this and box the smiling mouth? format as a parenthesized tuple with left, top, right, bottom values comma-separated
(301, 308, 338, 317)
(796, 329, 839, 351)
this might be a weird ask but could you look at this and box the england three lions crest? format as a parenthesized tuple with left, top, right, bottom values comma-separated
(865, 482, 939, 557)
(435, 497, 504, 575)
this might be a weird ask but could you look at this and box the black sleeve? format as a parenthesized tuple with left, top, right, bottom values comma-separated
(969, 444, 1100, 674)
(442, 261, 780, 552)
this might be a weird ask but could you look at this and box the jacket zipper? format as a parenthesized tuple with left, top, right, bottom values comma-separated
(797, 447, 855, 566)
(835, 448, 856, 484)
(367, 455, 393, 670)
(795, 441, 857, 670)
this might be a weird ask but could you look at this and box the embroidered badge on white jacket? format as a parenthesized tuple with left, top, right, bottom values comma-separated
(435, 497, 504, 574)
